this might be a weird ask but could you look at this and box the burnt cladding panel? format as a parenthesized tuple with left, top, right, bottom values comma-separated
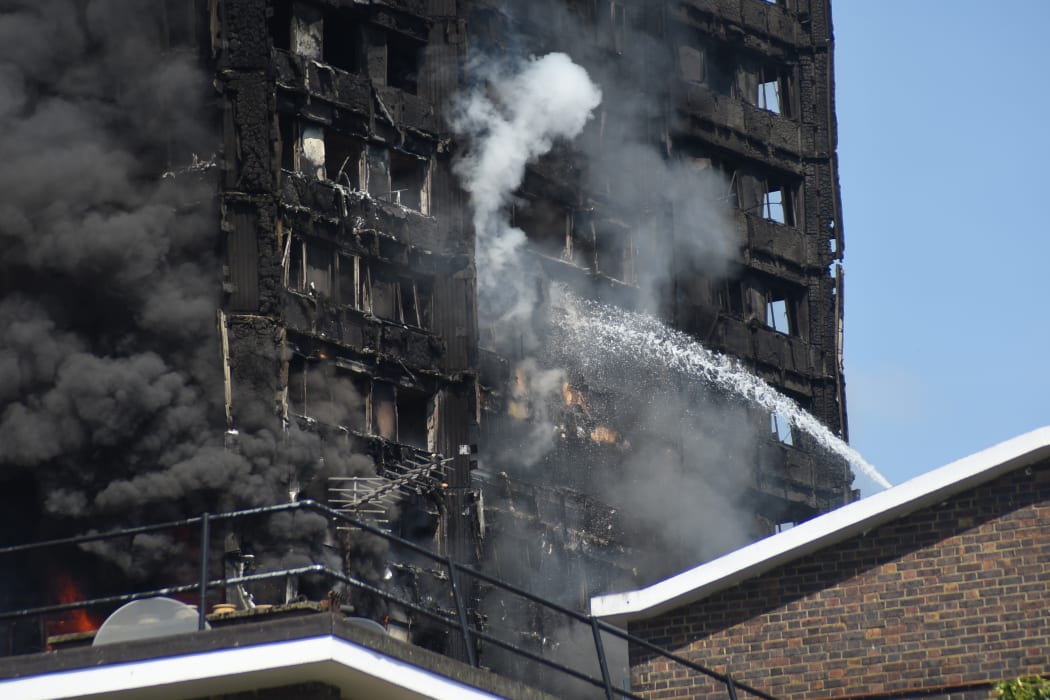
(228, 206, 260, 312)
(438, 386, 472, 487)
(433, 271, 475, 372)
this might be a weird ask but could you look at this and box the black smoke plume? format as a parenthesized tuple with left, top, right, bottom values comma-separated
(0, 1, 376, 620)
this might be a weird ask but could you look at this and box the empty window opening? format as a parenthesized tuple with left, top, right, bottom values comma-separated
(686, 154, 739, 208)
(715, 279, 744, 316)
(288, 237, 303, 291)
(389, 151, 427, 212)
(387, 33, 423, 94)
(287, 359, 368, 432)
(323, 11, 362, 72)
(305, 244, 333, 298)
(747, 280, 805, 337)
(771, 413, 793, 446)
(398, 278, 433, 329)
(373, 382, 397, 441)
(513, 199, 572, 260)
(758, 179, 799, 226)
(594, 220, 636, 283)
(288, 238, 350, 302)
(162, 0, 198, 49)
(278, 114, 298, 172)
(829, 237, 838, 254)
(757, 76, 781, 114)
(753, 64, 795, 118)
(300, 123, 326, 179)
(766, 298, 789, 333)
(358, 261, 433, 328)
(762, 187, 785, 224)
(324, 129, 364, 189)
(338, 254, 358, 308)
(706, 43, 737, 96)
(269, 0, 293, 51)
(369, 273, 398, 320)
(570, 215, 595, 269)
(396, 388, 431, 450)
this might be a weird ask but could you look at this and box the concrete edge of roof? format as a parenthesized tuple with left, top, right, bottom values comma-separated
(590, 425, 1050, 626)
(0, 611, 558, 700)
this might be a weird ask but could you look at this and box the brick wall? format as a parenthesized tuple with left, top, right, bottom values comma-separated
(628, 460, 1050, 700)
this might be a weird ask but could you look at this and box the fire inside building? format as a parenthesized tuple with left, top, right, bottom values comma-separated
(0, 0, 854, 696)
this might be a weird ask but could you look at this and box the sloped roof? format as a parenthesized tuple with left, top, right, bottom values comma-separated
(591, 426, 1050, 625)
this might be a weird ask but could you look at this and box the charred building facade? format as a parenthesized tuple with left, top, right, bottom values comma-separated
(0, 0, 851, 670)
(222, 0, 852, 614)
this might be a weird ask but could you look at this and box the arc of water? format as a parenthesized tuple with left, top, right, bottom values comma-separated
(554, 297, 891, 490)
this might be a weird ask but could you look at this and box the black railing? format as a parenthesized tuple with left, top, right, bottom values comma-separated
(0, 500, 777, 700)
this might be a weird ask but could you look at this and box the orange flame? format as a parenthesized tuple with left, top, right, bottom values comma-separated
(561, 380, 590, 417)
(52, 573, 96, 635)
(589, 426, 619, 445)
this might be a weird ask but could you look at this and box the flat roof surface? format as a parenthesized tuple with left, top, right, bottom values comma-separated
(591, 426, 1050, 625)
(0, 611, 556, 700)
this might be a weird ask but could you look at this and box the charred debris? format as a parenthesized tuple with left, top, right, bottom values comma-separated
(0, 0, 851, 666)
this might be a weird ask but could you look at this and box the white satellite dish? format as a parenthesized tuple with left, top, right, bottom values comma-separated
(93, 597, 209, 646)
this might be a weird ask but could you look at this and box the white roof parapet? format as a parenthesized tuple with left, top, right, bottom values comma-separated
(591, 426, 1050, 625)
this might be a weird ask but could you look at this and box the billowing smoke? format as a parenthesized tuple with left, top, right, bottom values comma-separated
(451, 8, 767, 689)
(0, 1, 221, 522)
(452, 52, 602, 348)
(0, 1, 374, 604)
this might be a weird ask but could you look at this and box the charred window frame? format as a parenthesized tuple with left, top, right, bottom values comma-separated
(278, 113, 299, 173)
(359, 260, 434, 329)
(770, 412, 794, 446)
(739, 173, 801, 226)
(286, 236, 337, 299)
(753, 64, 798, 118)
(269, 0, 293, 51)
(706, 42, 739, 97)
(593, 217, 636, 284)
(287, 358, 370, 433)
(684, 154, 739, 209)
(323, 9, 364, 73)
(366, 146, 430, 214)
(371, 381, 436, 448)
(743, 275, 808, 338)
(387, 32, 424, 94)
(759, 178, 801, 227)
(287, 355, 435, 449)
(280, 118, 429, 209)
(512, 197, 573, 261)
(714, 278, 744, 317)
(161, 0, 203, 49)
(324, 129, 365, 189)
(396, 386, 433, 450)
(389, 151, 430, 213)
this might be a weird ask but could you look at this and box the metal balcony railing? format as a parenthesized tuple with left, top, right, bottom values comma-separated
(0, 500, 777, 700)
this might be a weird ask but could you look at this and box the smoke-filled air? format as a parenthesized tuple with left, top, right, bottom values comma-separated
(0, 1, 374, 592)
(452, 52, 602, 346)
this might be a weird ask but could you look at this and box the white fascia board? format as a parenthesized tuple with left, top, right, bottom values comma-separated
(1, 636, 503, 700)
(591, 426, 1050, 625)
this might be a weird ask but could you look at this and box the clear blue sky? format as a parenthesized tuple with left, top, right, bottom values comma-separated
(835, 1, 1050, 489)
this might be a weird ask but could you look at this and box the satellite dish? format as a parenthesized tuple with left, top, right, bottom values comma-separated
(346, 617, 388, 635)
(93, 597, 209, 646)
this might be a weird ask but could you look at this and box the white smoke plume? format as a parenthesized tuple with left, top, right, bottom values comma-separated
(452, 53, 602, 339)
